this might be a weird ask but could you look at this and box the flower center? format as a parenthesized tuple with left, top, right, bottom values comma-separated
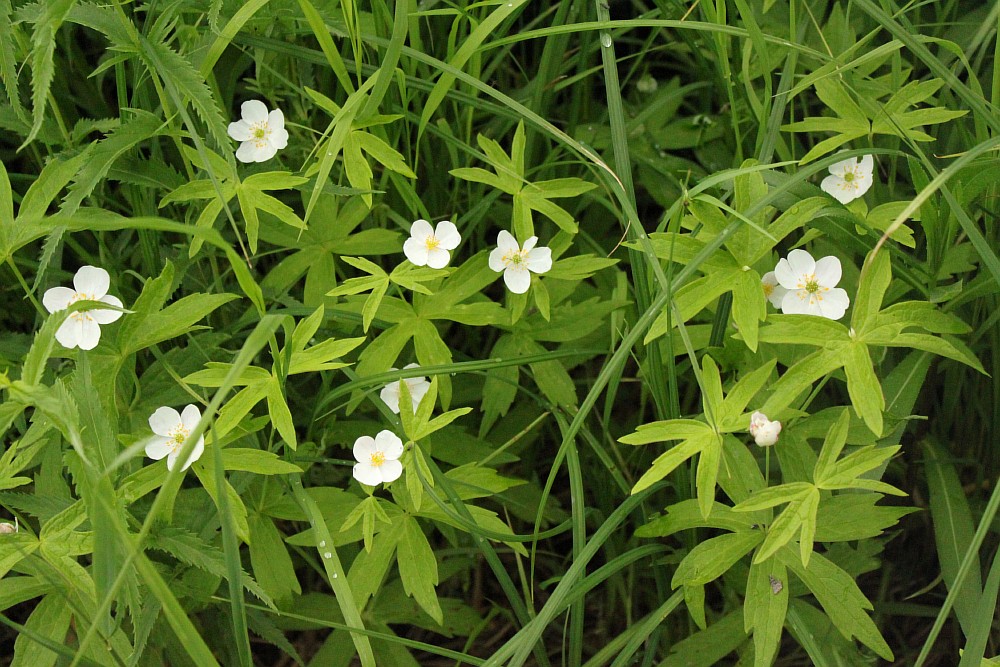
(67, 292, 97, 322)
(168, 426, 190, 453)
(843, 171, 855, 183)
(369, 451, 386, 467)
(762, 282, 774, 297)
(250, 122, 271, 147)
(504, 250, 527, 268)
(804, 279, 820, 294)
(424, 235, 441, 250)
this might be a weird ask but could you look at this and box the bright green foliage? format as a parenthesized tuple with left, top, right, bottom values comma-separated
(0, 0, 995, 665)
(451, 121, 596, 237)
(784, 78, 969, 163)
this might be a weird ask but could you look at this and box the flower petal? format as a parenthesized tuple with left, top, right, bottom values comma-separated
(54, 317, 82, 349)
(74, 266, 110, 298)
(43, 286, 75, 313)
(425, 247, 451, 269)
(773, 258, 798, 290)
(488, 247, 506, 272)
(149, 406, 181, 436)
(353, 435, 376, 463)
(379, 459, 403, 483)
(818, 288, 850, 320)
(496, 230, 519, 254)
(827, 156, 858, 177)
(503, 265, 531, 293)
(269, 128, 289, 150)
(253, 142, 278, 163)
(180, 404, 202, 431)
(819, 174, 843, 199)
(175, 436, 205, 471)
(235, 141, 261, 164)
(858, 154, 874, 176)
(434, 221, 461, 249)
(522, 236, 538, 252)
(380, 384, 402, 413)
(813, 256, 842, 288)
(784, 249, 815, 279)
(410, 219, 433, 240)
(780, 290, 813, 316)
(91, 294, 124, 324)
(353, 462, 383, 486)
(403, 237, 429, 266)
(374, 430, 404, 459)
(525, 246, 552, 274)
(77, 318, 103, 350)
(227, 120, 253, 142)
(407, 378, 431, 408)
(240, 100, 268, 123)
(145, 436, 173, 460)
(267, 108, 285, 132)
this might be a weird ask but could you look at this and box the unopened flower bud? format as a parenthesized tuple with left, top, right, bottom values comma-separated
(749, 411, 781, 447)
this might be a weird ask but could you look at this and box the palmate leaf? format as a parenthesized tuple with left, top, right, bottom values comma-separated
(779, 546, 893, 660)
(785, 77, 968, 163)
(450, 121, 594, 237)
(758, 250, 982, 435)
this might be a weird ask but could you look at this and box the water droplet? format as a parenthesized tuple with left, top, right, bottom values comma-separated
(323, 552, 332, 559)
(601, 33, 612, 48)
(332, 573, 338, 578)
(319, 540, 326, 547)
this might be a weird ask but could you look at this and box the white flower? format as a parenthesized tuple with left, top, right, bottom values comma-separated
(227, 100, 289, 163)
(145, 405, 206, 472)
(352, 430, 404, 486)
(403, 219, 461, 269)
(42, 266, 124, 350)
(488, 230, 552, 294)
(761, 271, 787, 308)
(773, 249, 850, 320)
(749, 411, 781, 447)
(380, 363, 431, 414)
(820, 155, 874, 205)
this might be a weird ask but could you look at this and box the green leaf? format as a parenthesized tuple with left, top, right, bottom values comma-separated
(922, 439, 983, 635)
(249, 514, 301, 604)
(11, 592, 72, 667)
(618, 419, 711, 446)
(220, 449, 302, 475)
(814, 494, 915, 541)
(397, 517, 442, 624)
(745, 558, 788, 667)
(731, 269, 765, 351)
(842, 342, 885, 436)
(852, 250, 892, 334)
(672, 531, 763, 587)
(266, 378, 297, 449)
(780, 548, 893, 660)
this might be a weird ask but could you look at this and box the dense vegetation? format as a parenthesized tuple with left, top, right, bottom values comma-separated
(0, 0, 997, 665)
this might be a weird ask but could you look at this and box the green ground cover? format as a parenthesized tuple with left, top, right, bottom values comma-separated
(0, 0, 998, 664)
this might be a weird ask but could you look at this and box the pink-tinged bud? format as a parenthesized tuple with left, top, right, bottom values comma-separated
(749, 411, 781, 447)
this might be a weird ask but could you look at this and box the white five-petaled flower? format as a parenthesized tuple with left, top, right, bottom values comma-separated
(146, 405, 206, 472)
(749, 411, 781, 447)
(820, 155, 874, 205)
(42, 266, 124, 351)
(773, 249, 850, 320)
(352, 430, 404, 486)
(227, 100, 289, 163)
(488, 230, 552, 294)
(403, 219, 461, 269)
(761, 271, 788, 308)
(380, 363, 431, 414)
